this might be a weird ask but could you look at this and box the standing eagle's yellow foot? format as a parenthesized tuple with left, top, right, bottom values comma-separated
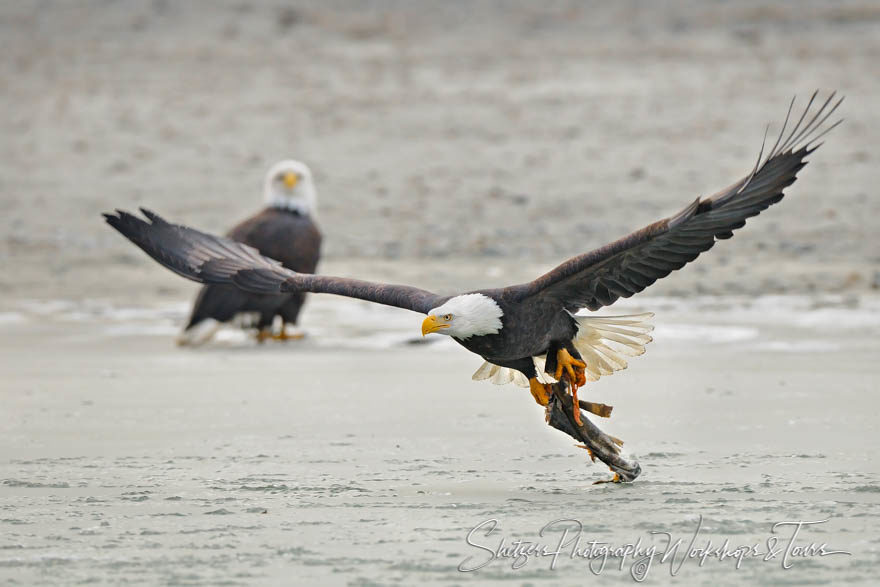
(554, 348, 587, 426)
(256, 320, 305, 342)
(270, 329, 305, 341)
(270, 320, 305, 342)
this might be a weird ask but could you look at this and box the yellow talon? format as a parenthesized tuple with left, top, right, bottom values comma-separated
(528, 377, 554, 406)
(554, 348, 587, 386)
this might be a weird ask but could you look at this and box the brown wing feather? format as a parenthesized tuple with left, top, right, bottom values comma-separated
(104, 209, 443, 314)
(507, 92, 843, 312)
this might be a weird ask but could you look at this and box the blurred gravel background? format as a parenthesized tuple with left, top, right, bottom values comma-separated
(1, 0, 877, 299)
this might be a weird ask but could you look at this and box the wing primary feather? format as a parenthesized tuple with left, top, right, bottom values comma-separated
(746, 123, 770, 185)
(774, 92, 813, 157)
(803, 117, 844, 150)
(765, 95, 796, 165)
(782, 91, 838, 153)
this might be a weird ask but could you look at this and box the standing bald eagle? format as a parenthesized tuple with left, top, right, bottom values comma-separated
(105, 94, 840, 423)
(178, 160, 322, 345)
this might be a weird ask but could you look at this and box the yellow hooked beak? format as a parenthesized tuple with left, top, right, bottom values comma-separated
(282, 171, 299, 190)
(421, 315, 450, 336)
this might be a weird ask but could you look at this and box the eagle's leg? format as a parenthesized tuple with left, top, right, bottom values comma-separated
(255, 328, 272, 343)
(553, 348, 587, 425)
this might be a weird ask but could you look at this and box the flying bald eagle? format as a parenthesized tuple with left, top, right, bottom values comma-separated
(178, 160, 322, 345)
(105, 94, 841, 423)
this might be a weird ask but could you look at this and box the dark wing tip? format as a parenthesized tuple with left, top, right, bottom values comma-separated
(103, 208, 150, 235)
(103, 208, 167, 227)
(139, 208, 166, 224)
(103, 208, 134, 229)
(775, 90, 844, 156)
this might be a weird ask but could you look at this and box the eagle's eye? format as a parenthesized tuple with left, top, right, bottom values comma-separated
(443, 314, 453, 321)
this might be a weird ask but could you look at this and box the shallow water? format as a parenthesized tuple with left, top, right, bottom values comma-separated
(1, 295, 878, 584)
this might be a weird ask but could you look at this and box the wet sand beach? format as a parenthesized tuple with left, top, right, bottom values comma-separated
(1, 295, 879, 584)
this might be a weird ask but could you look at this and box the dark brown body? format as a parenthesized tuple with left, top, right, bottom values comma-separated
(184, 207, 321, 331)
(455, 290, 580, 379)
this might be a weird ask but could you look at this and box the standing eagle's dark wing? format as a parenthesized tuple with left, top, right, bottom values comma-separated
(184, 208, 322, 330)
(505, 92, 843, 312)
(104, 209, 445, 315)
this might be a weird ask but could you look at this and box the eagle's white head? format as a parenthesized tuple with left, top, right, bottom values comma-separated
(422, 293, 503, 340)
(263, 159, 317, 216)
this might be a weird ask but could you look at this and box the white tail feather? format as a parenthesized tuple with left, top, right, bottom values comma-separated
(471, 312, 654, 388)
(573, 312, 654, 381)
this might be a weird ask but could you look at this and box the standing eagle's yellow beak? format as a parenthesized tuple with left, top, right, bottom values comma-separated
(282, 172, 299, 189)
(421, 315, 449, 336)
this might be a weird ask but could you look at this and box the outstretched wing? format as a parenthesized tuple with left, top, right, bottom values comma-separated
(507, 91, 843, 312)
(104, 209, 445, 314)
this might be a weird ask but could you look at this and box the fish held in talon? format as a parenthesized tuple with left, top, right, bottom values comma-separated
(104, 93, 843, 483)
(551, 347, 588, 424)
(576, 444, 598, 462)
(579, 400, 612, 418)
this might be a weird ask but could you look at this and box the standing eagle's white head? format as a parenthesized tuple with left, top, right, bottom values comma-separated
(422, 294, 503, 340)
(263, 159, 317, 216)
